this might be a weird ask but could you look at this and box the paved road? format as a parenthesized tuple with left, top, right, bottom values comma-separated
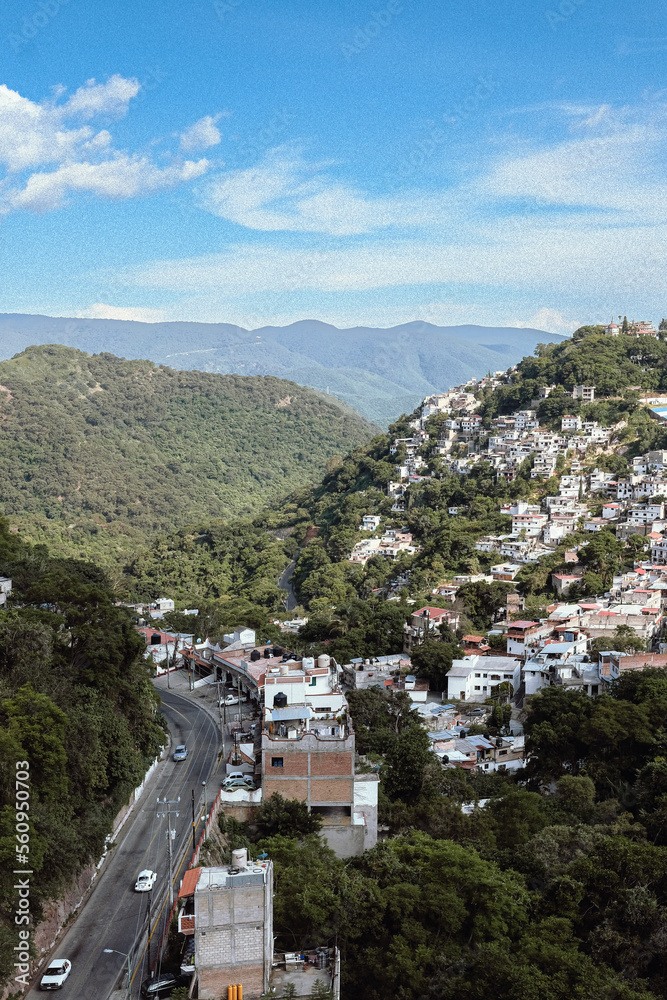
(27, 687, 222, 1000)
(278, 559, 297, 612)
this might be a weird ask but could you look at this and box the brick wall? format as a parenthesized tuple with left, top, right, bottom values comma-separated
(263, 776, 308, 800)
(263, 752, 309, 775)
(310, 751, 352, 776)
(310, 778, 353, 804)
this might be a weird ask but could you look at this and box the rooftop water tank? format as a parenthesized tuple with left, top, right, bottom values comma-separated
(150, 634, 162, 644)
(274, 692, 288, 708)
(317, 654, 331, 669)
(302, 656, 315, 670)
(231, 848, 248, 870)
(273, 646, 283, 658)
(250, 649, 261, 661)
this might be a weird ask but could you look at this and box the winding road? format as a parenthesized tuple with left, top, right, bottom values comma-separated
(26, 687, 222, 1000)
(278, 559, 297, 611)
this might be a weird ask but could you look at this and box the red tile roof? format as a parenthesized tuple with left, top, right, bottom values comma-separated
(178, 867, 202, 899)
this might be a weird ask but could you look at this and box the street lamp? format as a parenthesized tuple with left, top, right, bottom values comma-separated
(103, 948, 132, 999)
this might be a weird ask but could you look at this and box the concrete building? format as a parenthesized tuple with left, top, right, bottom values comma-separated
(572, 385, 595, 401)
(341, 653, 410, 690)
(193, 855, 274, 1000)
(445, 655, 520, 703)
(261, 663, 378, 856)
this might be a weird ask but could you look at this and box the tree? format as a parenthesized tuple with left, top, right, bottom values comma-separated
(411, 640, 461, 691)
(255, 795, 322, 840)
(310, 980, 333, 999)
(383, 726, 433, 803)
(579, 530, 624, 586)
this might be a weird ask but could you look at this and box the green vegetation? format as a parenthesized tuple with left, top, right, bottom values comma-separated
(0, 517, 165, 988)
(0, 345, 376, 566)
(212, 672, 667, 999)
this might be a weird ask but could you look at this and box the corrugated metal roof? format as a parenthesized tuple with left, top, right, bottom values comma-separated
(271, 706, 312, 721)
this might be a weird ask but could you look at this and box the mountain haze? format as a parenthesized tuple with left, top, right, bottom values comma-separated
(0, 315, 566, 425)
(0, 345, 376, 564)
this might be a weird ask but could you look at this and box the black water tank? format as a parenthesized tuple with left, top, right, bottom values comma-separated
(150, 634, 162, 645)
(263, 648, 272, 659)
(274, 692, 288, 708)
(273, 646, 283, 658)
(250, 650, 261, 661)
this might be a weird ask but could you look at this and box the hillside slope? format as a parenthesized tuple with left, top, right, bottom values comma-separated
(0, 314, 565, 425)
(0, 345, 376, 563)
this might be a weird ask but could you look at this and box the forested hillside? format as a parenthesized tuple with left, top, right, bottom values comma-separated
(0, 314, 564, 425)
(0, 517, 166, 988)
(209, 677, 667, 1000)
(0, 345, 376, 565)
(126, 326, 667, 645)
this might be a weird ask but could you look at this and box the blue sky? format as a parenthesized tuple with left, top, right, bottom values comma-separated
(1, 0, 667, 334)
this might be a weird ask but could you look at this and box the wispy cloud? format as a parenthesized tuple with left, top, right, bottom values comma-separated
(201, 146, 461, 235)
(179, 113, 225, 152)
(75, 303, 168, 323)
(0, 76, 211, 215)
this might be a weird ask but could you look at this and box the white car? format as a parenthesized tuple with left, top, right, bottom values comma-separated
(135, 869, 157, 892)
(219, 694, 239, 706)
(40, 959, 71, 990)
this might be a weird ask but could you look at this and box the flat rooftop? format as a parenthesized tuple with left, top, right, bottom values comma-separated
(195, 862, 270, 891)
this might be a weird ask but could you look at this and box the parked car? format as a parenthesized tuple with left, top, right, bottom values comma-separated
(225, 770, 247, 781)
(173, 745, 187, 761)
(135, 869, 157, 892)
(40, 959, 71, 990)
(222, 776, 256, 792)
(140, 973, 177, 998)
(219, 694, 239, 706)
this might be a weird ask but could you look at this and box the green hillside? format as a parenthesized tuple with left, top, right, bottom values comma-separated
(0, 345, 377, 564)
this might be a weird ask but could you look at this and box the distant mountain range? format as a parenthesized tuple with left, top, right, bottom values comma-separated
(0, 315, 567, 424)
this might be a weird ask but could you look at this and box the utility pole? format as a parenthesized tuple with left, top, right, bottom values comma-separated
(157, 797, 180, 907)
(165, 637, 170, 690)
(191, 788, 196, 854)
(146, 891, 152, 972)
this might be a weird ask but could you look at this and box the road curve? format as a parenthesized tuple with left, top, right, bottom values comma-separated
(26, 687, 222, 1000)
(278, 559, 297, 611)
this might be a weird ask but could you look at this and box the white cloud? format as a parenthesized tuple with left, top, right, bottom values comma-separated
(5, 156, 208, 214)
(179, 114, 224, 151)
(75, 303, 168, 323)
(0, 76, 211, 215)
(202, 146, 460, 235)
(60, 74, 140, 120)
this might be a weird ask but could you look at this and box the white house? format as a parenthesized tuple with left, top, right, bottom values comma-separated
(445, 656, 521, 703)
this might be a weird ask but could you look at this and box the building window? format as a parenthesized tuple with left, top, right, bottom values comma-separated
(483, 673, 487, 678)
(490, 674, 501, 680)
(271, 757, 283, 768)
(499, 750, 507, 756)
(474, 685, 480, 690)
(474, 673, 481, 678)
(483, 686, 487, 691)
